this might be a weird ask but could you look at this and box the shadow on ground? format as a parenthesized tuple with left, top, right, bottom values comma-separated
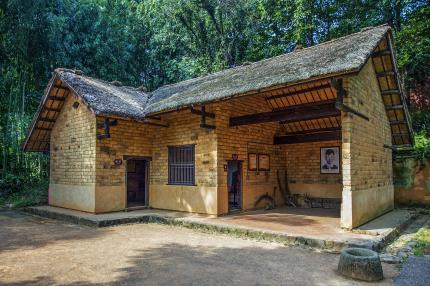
(0, 210, 106, 252)
(0, 209, 397, 286)
(1, 242, 397, 286)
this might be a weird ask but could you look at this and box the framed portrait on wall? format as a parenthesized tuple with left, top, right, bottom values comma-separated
(248, 153, 258, 171)
(258, 154, 270, 171)
(320, 147, 340, 174)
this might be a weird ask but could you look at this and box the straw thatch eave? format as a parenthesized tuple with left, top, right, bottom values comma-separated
(23, 24, 414, 151)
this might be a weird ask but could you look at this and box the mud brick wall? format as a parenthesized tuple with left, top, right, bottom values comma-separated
(284, 140, 343, 199)
(50, 94, 97, 212)
(47, 59, 394, 221)
(394, 158, 430, 206)
(341, 60, 394, 228)
(150, 108, 218, 214)
(213, 94, 286, 214)
(95, 117, 154, 212)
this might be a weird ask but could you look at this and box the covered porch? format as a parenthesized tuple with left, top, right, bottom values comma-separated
(222, 77, 346, 226)
(25, 205, 415, 252)
(222, 34, 412, 229)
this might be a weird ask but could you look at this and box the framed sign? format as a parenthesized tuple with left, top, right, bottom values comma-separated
(320, 147, 340, 174)
(258, 154, 270, 171)
(248, 153, 257, 171)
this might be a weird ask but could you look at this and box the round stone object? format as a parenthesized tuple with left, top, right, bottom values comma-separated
(338, 248, 383, 281)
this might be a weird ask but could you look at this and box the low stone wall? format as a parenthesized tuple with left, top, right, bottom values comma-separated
(394, 158, 430, 206)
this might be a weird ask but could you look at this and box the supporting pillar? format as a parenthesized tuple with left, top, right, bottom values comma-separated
(341, 116, 354, 229)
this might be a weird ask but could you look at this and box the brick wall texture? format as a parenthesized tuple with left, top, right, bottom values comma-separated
(213, 94, 286, 214)
(48, 58, 394, 227)
(341, 60, 394, 228)
(49, 94, 96, 212)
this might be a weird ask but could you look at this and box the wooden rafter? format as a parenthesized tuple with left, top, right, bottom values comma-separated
(381, 90, 401, 96)
(371, 34, 414, 147)
(389, 120, 407, 124)
(372, 49, 390, 57)
(96, 118, 118, 139)
(274, 129, 341, 145)
(191, 105, 216, 129)
(385, 105, 404, 110)
(142, 119, 169, 127)
(265, 83, 332, 102)
(48, 96, 66, 101)
(376, 71, 395, 77)
(331, 79, 369, 121)
(43, 107, 62, 112)
(229, 100, 339, 127)
(279, 126, 340, 135)
(34, 127, 52, 131)
(38, 118, 56, 123)
(52, 85, 69, 91)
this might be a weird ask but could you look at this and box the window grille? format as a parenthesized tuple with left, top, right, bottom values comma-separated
(168, 145, 195, 185)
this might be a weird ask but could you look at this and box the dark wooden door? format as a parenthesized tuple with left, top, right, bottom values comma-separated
(126, 159, 147, 207)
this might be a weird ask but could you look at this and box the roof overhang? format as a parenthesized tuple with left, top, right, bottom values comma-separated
(23, 25, 413, 152)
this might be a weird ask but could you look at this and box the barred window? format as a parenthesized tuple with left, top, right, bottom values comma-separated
(168, 145, 195, 185)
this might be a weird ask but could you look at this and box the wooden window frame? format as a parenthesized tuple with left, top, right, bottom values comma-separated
(168, 144, 196, 186)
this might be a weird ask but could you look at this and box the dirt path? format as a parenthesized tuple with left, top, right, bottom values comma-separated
(0, 210, 398, 286)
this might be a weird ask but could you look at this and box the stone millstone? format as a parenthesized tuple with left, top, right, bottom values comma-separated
(338, 248, 383, 281)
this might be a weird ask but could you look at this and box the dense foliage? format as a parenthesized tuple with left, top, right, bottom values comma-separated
(0, 0, 429, 205)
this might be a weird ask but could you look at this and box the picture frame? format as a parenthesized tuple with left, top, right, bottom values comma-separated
(320, 147, 340, 174)
(258, 154, 270, 171)
(248, 153, 258, 171)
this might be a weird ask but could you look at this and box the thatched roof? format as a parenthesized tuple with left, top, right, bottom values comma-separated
(145, 25, 391, 114)
(57, 69, 149, 120)
(53, 25, 392, 117)
(23, 24, 413, 151)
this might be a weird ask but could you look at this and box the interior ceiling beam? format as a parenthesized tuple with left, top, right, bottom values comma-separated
(190, 106, 215, 118)
(331, 79, 369, 121)
(29, 139, 50, 143)
(191, 105, 216, 129)
(34, 127, 52, 131)
(372, 49, 391, 57)
(392, 133, 410, 137)
(265, 83, 332, 102)
(43, 107, 62, 112)
(142, 119, 169, 127)
(274, 130, 341, 145)
(385, 104, 404, 110)
(53, 85, 69, 91)
(389, 120, 407, 125)
(47, 96, 66, 101)
(229, 100, 339, 127)
(381, 89, 400, 95)
(281, 127, 341, 136)
(38, 118, 56, 123)
(376, 71, 395, 77)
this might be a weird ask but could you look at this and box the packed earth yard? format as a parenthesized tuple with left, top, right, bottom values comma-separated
(0, 209, 401, 286)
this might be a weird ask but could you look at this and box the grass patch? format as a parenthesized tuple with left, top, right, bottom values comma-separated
(413, 227, 430, 256)
(0, 180, 48, 209)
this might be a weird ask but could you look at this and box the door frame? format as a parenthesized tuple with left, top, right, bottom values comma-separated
(227, 160, 243, 212)
(124, 156, 151, 208)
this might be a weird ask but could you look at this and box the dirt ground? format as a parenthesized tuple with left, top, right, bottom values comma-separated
(0, 210, 398, 286)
